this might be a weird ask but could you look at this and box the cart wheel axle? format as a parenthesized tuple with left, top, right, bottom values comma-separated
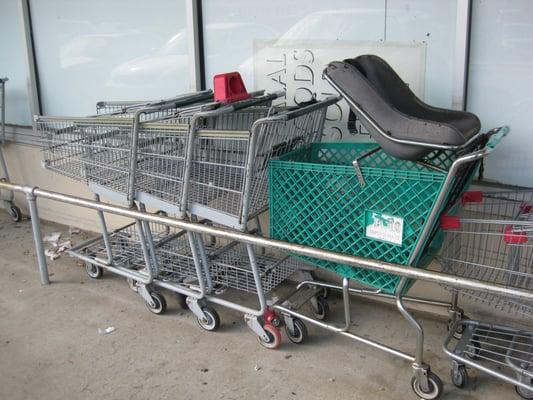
(451, 365, 468, 388)
(85, 262, 103, 279)
(145, 292, 167, 315)
(258, 323, 281, 349)
(196, 306, 220, 332)
(411, 372, 443, 400)
(516, 385, 533, 400)
(8, 205, 22, 222)
(285, 318, 308, 344)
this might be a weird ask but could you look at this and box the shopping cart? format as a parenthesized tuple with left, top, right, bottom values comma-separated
(132, 95, 339, 344)
(37, 90, 214, 188)
(40, 85, 338, 346)
(440, 190, 533, 398)
(0, 77, 22, 222)
(267, 55, 509, 399)
(37, 90, 218, 313)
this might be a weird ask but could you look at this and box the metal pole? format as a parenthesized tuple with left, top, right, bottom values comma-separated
(274, 303, 415, 362)
(94, 193, 113, 264)
(17, 0, 41, 117)
(25, 191, 49, 285)
(185, 0, 203, 91)
(1, 79, 6, 143)
(1, 180, 532, 302)
(396, 278, 425, 364)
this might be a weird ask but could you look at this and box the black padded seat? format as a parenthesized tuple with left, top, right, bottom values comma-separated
(324, 55, 481, 160)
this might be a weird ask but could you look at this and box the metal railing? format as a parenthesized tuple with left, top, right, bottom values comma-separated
(1, 179, 532, 304)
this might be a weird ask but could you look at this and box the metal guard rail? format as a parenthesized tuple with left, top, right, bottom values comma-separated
(1, 179, 532, 303)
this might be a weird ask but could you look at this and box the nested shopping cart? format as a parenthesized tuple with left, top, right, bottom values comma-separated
(267, 55, 510, 399)
(38, 84, 338, 346)
(131, 95, 339, 346)
(0, 77, 22, 222)
(37, 89, 219, 312)
(440, 189, 533, 398)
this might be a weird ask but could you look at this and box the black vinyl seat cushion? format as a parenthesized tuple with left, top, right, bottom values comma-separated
(325, 55, 481, 160)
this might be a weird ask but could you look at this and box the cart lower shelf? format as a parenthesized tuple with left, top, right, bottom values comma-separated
(443, 319, 533, 398)
(68, 222, 301, 294)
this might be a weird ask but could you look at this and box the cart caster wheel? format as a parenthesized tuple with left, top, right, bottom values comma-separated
(258, 323, 282, 349)
(196, 306, 220, 332)
(145, 292, 167, 315)
(85, 262, 103, 279)
(8, 205, 22, 222)
(312, 295, 329, 321)
(175, 293, 187, 309)
(516, 385, 533, 400)
(411, 372, 443, 400)
(451, 365, 468, 388)
(126, 278, 138, 292)
(285, 318, 308, 344)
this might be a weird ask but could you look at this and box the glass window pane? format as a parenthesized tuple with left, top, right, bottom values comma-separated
(203, 0, 460, 140)
(467, 0, 533, 186)
(30, 0, 189, 116)
(0, 0, 32, 125)
(203, 1, 385, 89)
(386, 0, 458, 108)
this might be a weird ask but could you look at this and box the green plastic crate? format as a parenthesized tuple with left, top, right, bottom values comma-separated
(269, 142, 474, 294)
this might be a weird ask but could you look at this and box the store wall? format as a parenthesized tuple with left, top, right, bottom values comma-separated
(0, 0, 32, 125)
(3, 0, 533, 186)
(467, 0, 533, 187)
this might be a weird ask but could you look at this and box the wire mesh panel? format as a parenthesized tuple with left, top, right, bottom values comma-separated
(440, 190, 533, 318)
(38, 115, 193, 196)
(69, 220, 174, 270)
(186, 103, 330, 228)
(148, 233, 300, 294)
(73, 214, 299, 295)
(38, 117, 134, 186)
(133, 122, 191, 203)
(269, 142, 480, 294)
(37, 91, 214, 193)
(207, 242, 301, 293)
(186, 108, 270, 223)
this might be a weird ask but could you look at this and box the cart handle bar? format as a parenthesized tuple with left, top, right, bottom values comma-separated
(264, 95, 341, 122)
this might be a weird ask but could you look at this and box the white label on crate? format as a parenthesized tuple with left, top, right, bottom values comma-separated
(365, 211, 404, 246)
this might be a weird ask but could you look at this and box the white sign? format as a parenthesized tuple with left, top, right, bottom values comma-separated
(254, 39, 426, 141)
(365, 211, 404, 246)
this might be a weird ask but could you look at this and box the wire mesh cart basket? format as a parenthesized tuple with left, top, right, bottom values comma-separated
(38, 84, 339, 347)
(440, 189, 533, 398)
(0, 77, 22, 221)
(38, 90, 224, 314)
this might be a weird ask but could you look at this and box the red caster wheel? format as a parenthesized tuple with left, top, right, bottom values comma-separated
(258, 323, 282, 349)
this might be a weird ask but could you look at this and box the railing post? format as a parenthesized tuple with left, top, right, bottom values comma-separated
(25, 190, 49, 285)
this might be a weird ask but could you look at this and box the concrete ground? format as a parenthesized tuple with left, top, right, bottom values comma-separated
(0, 210, 516, 400)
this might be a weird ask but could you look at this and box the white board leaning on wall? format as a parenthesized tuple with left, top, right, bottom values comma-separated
(254, 40, 426, 141)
